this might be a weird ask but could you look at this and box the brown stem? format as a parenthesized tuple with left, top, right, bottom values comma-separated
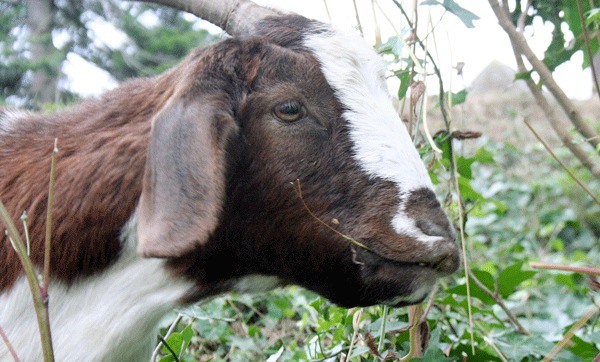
(467, 270, 530, 335)
(530, 262, 600, 276)
(489, 0, 600, 151)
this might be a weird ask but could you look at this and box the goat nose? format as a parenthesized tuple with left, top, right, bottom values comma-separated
(417, 216, 456, 242)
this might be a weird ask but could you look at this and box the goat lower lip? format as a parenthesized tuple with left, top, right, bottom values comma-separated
(356, 247, 457, 274)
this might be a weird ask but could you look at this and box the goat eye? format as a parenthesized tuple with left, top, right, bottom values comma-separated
(273, 100, 305, 122)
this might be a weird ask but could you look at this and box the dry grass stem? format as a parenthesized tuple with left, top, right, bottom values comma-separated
(292, 180, 372, 252)
(524, 120, 600, 205)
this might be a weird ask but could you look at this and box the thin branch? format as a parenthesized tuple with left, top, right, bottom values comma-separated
(158, 336, 180, 362)
(291, 180, 372, 252)
(530, 262, 600, 276)
(452, 147, 475, 352)
(420, 284, 439, 324)
(0, 324, 19, 362)
(391, 0, 452, 131)
(0, 202, 54, 360)
(467, 269, 530, 335)
(351, 0, 364, 37)
(44, 139, 58, 291)
(488, 0, 600, 151)
(542, 303, 600, 362)
(152, 313, 183, 361)
(377, 305, 389, 353)
(524, 120, 600, 205)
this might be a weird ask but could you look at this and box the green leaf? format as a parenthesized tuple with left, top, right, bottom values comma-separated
(457, 156, 476, 179)
(458, 176, 484, 202)
(473, 147, 495, 164)
(396, 69, 411, 100)
(446, 269, 496, 305)
(497, 262, 536, 298)
(422, 0, 480, 28)
(447, 89, 468, 106)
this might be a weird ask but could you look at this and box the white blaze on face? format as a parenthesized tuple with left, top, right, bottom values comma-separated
(303, 29, 439, 244)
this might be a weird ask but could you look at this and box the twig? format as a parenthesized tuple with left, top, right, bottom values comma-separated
(0, 325, 19, 362)
(351, 0, 363, 37)
(488, 0, 600, 151)
(44, 139, 58, 291)
(420, 284, 439, 324)
(530, 262, 600, 276)
(377, 305, 389, 354)
(391, 0, 452, 131)
(347, 309, 363, 359)
(524, 120, 600, 206)
(467, 269, 530, 335)
(158, 335, 180, 362)
(483, 335, 508, 362)
(151, 313, 183, 361)
(542, 303, 600, 362)
(0, 202, 54, 360)
(292, 180, 372, 252)
(451, 148, 475, 353)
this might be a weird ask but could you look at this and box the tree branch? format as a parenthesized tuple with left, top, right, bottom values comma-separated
(488, 0, 600, 151)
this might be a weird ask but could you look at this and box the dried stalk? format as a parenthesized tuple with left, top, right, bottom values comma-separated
(530, 262, 600, 276)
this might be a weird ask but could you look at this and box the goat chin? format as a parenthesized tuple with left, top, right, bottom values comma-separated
(0, 12, 458, 360)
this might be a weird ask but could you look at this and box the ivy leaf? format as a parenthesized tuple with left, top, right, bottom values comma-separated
(421, 0, 479, 28)
(446, 269, 496, 305)
(396, 69, 411, 100)
(497, 262, 536, 298)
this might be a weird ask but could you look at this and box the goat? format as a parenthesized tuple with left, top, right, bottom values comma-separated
(0, 1, 460, 360)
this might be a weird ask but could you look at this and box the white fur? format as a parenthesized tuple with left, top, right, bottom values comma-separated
(0, 215, 193, 362)
(0, 108, 29, 132)
(303, 29, 435, 243)
(381, 282, 432, 306)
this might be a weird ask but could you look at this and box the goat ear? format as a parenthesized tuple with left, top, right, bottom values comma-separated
(137, 96, 238, 258)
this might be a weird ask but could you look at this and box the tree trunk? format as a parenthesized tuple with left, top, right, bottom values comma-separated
(27, 0, 58, 104)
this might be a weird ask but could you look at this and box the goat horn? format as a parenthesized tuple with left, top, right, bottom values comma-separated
(134, 0, 282, 35)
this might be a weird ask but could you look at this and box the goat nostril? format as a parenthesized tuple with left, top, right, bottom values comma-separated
(418, 218, 456, 241)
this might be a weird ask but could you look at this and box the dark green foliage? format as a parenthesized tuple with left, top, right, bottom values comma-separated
(0, 1, 218, 106)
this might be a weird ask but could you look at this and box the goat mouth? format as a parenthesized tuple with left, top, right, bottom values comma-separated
(352, 246, 459, 275)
